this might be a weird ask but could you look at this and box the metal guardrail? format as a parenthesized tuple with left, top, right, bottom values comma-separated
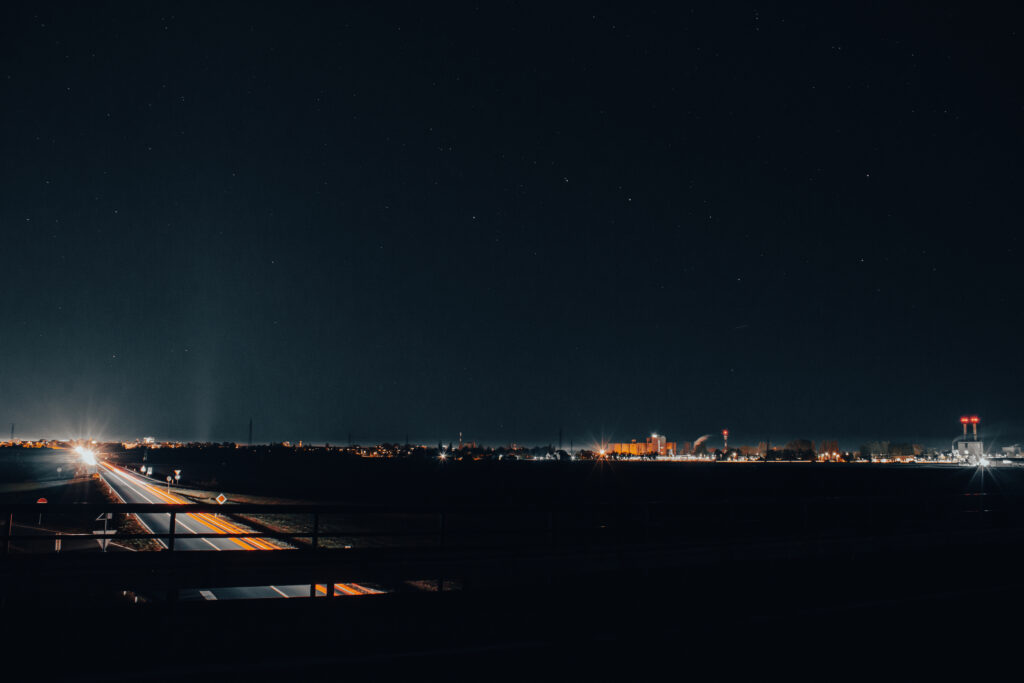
(1, 492, 1018, 605)
(0, 490, 1011, 557)
(1, 502, 453, 555)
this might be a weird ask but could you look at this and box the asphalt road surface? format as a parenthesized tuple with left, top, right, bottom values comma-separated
(100, 461, 380, 600)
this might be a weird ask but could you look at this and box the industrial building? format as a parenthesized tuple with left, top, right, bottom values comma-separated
(608, 434, 677, 457)
(954, 415, 985, 463)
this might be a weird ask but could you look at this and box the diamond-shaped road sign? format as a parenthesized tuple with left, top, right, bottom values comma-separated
(215, 494, 227, 505)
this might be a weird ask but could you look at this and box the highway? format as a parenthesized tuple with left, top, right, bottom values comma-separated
(100, 461, 380, 599)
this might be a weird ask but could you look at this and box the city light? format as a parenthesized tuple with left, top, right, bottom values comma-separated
(74, 445, 97, 466)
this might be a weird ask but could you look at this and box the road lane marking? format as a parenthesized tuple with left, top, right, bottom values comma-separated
(100, 465, 168, 548)
(125, 471, 274, 550)
(105, 464, 255, 550)
(102, 464, 225, 550)
(106, 466, 273, 550)
(199, 590, 218, 600)
(99, 471, 167, 548)
(104, 462, 379, 597)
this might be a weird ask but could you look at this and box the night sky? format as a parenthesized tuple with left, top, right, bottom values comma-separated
(2, 3, 1021, 448)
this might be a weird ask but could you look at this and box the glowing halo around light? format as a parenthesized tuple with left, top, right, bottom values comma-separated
(75, 445, 97, 466)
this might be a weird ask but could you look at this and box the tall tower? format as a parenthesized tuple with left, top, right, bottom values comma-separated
(722, 429, 729, 451)
(955, 416, 984, 462)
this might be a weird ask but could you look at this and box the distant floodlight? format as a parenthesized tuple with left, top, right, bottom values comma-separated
(979, 458, 990, 467)
(76, 446, 97, 466)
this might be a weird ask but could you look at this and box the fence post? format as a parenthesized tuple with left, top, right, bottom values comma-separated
(311, 511, 319, 550)
(168, 511, 176, 552)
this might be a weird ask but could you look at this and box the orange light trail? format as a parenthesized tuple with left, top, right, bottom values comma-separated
(101, 462, 270, 549)
(315, 583, 382, 596)
(101, 462, 381, 595)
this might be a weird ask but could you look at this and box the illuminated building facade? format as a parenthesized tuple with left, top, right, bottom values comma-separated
(608, 434, 677, 456)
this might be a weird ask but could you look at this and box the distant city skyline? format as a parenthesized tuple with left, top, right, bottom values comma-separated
(2, 423, 1015, 454)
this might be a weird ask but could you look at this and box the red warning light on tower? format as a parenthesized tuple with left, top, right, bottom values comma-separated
(960, 416, 969, 424)
(970, 416, 980, 424)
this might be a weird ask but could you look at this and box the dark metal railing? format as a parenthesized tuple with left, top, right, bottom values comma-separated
(2, 491, 1021, 604)
(0, 489, 1016, 558)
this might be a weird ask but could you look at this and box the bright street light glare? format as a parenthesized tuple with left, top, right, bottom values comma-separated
(75, 445, 97, 465)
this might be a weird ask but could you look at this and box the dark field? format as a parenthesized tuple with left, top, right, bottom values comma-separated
(108, 446, 1004, 506)
(0, 448, 89, 493)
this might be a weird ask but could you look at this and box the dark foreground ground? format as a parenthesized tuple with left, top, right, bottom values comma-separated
(5, 535, 1023, 682)
(3, 455, 1022, 680)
